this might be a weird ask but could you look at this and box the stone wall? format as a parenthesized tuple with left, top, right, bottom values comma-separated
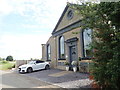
(15, 60, 31, 68)
(44, 36, 57, 68)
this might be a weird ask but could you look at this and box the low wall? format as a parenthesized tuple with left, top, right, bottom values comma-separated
(79, 60, 93, 73)
(15, 60, 31, 68)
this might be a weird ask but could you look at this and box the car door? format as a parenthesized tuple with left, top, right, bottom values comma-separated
(32, 61, 38, 70)
(36, 60, 45, 70)
(39, 61, 46, 69)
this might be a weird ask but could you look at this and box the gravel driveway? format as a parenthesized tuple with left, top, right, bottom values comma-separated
(22, 69, 93, 88)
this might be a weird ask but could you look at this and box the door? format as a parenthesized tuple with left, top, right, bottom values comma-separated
(70, 45, 77, 64)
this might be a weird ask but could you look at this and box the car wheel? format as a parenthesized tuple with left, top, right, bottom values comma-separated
(45, 65, 50, 70)
(27, 67, 33, 73)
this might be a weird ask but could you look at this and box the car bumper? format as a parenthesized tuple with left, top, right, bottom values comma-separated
(18, 68, 27, 73)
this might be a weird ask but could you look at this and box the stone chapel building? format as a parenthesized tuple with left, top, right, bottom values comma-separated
(41, 3, 92, 71)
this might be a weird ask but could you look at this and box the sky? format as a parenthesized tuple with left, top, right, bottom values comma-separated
(0, 0, 76, 60)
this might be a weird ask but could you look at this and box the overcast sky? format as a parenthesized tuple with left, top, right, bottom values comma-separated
(0, 0, 77, 60)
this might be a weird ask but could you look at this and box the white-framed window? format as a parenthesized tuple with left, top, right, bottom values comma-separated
(47, 44, 51, 60)
(83, 29, 92, 57)
(59, 36, 65, 59)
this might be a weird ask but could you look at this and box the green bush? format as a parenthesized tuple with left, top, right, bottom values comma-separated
(12, 64, 15, 68)
(1, 60, 8, 64)
(64, 61, 70, 66)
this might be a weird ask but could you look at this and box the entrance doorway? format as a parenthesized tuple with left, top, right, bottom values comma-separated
(65, 37, 78, 70)
(69, 45, 77, 63)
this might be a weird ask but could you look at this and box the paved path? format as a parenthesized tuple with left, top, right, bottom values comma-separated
(23, 69, 93, 88)
(0, 70, 60, 88)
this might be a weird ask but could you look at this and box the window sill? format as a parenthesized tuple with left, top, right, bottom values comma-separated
(46, 60, 51, 61)
(80, 57, 92, 60)
(58, 58, 66, 60)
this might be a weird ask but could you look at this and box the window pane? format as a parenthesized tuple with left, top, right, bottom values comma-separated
(60, 36, 65, 58)
(83, 29, 92, 57)
(47, 44, 51, 60)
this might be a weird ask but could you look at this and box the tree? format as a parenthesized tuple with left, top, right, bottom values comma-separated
(71, 1, 120, 89)
(6, 55, 13, 61)
(0, 57, 2, 61)
(0, 57, 5, 61)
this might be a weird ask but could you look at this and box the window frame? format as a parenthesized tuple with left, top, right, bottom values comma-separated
(82, 28, 93, 58)
(58, 36, 65, 60)
(47, 44, 51, 60)
(67, 10, 74, 20)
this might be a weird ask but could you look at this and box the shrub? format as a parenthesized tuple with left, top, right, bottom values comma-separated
(12, 64, 15, 68)
(1, 60, 8, 64)
(64, 61, 70, 66)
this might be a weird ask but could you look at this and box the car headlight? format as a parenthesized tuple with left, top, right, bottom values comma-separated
(21, 67, 26, 69)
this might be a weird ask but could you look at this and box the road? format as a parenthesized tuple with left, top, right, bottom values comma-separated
(0, 70, 60, 88)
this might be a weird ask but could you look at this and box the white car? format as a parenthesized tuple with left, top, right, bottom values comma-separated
(18, 60, 50, 73)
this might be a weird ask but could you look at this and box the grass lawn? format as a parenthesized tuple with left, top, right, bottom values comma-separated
(0, 61, 15, 70)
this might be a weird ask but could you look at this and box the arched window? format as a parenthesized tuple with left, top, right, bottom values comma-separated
(83, 29, 92, 57)
(47, 44, 51, 60)
(59, 36, 65, 59)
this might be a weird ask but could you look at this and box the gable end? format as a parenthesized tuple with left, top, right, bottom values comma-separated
(52, 5, 69, 34)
